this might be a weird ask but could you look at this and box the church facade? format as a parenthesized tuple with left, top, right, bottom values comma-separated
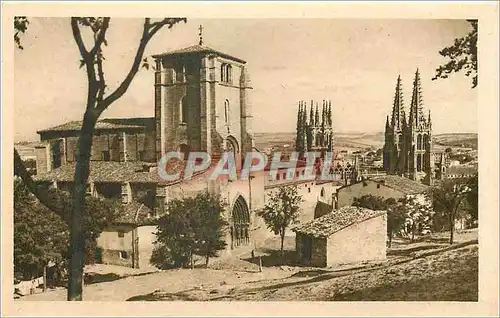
(383, 69, 434, 185)
(295, 100, 334, 156)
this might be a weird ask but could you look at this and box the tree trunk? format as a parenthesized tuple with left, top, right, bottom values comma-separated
(388, 231, 393, 248)
(67, 111, 97, 301)
(280, 231, 285, 264)
(449, 215, 455, 245)
(205, 255, 210, 268)
(43, 265, 47, 292)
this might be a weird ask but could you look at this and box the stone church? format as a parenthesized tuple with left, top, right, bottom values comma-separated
(383, 69, 436, 185)
(33, 37, 337, 269)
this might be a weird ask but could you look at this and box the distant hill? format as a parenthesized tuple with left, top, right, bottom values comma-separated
(433, 133, 478, 150)
(254, 132, 478, 152)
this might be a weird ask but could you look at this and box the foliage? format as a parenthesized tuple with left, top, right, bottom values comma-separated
(14, 178, 68, 281)
(257, 185, 303, 260)
(151, 191, 228, 269)
(465, 174, 478, 223)
(14, 16, 29, 50)
(447, 153, 475, 164)
(432, 177, 477, 244)
(14, 178, 120, 281)
(399, 194, 434, 243)
(352, 195, 405, 247)
(432, 20, 477, 88)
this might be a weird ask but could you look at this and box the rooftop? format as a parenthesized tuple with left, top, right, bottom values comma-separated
(293, 206, 385, 238)
(34, 161, 155, 183)
(368, 175, 429, 194)
(152, 44, 246, 64)
(34, 159, 211, 186)
(446, 165, 478, 176)
(117, 200, 154, 225)
(37, 117, 155, 134)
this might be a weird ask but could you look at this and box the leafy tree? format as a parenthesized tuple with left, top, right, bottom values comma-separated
(14, 16, 186, 300)
(465, 174, 478, 225)
(432, 177, 476, 244)
(14, 178, 120, 283)
(258, 185, 303, 262)
(432, 19, 478, 88)
(352, 195, 404, 247)
(399, 194, 434, 243)
(14, 178, 68, 281)
(151, 191, 228, 269)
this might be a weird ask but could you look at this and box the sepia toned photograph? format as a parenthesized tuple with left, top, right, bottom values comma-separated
(2, 1, 499, 317)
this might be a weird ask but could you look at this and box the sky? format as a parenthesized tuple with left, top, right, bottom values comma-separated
(14, 18, 477, 142)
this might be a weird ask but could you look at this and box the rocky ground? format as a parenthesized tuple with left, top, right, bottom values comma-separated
(18, 230, 478, 302)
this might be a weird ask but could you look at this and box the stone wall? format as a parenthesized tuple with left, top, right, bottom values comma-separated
(336, 180, 405, 208)
(137, 225, 158, 270)
(96, 224, 136, 268)
(326, 213, 387, 266)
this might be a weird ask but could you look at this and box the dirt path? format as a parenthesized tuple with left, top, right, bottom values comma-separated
(18, 265, 294, 301)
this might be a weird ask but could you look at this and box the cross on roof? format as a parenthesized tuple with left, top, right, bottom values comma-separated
(198, 25, 203, 45)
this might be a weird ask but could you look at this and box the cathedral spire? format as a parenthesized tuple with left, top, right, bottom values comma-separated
(328, 100, 332, 126)
(309, 101, 314, 126)
(428, 109, 432, 129)
(315, 103, 319, 126)
(391, 75, 405, 130)
(296, 101, 303, 152)
(385, 115, 390, 131)
(321, 100, 326, 127)
(410, 68, 424, 128)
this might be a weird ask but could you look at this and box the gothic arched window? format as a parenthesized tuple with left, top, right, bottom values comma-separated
(417, 134, 423, 150)
(423, 134, 429, 151)
(180, 96, 188, 124)
(417, 154, 422, 172)
(224, 100, 230, 124)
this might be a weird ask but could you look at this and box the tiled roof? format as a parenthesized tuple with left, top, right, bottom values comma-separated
(117, 201, 153, 224)
(34, 159, 212, 186)
(293, 206, 385, 238)
(368, 175, 429, 195)
(37, 117, 155, 134)
(152, 44, 246, 64)
(34, 161, 155, 183)
(446, 165, 478, 176)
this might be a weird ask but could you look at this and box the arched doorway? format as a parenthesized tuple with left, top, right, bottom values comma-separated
(231, 195, 250, 249)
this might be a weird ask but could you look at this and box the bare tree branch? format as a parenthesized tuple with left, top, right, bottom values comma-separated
(71, 18, 89, 58)
(89, 17, 110, 57)
(96, 17, 186, 115)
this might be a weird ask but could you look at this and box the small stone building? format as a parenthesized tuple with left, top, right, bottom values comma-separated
(336, 174, 429, 208)
(293, 206, 387, 267)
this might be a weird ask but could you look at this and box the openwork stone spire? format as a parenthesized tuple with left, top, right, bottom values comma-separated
(391, 75, 406, 130)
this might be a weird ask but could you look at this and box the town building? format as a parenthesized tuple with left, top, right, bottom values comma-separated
(383, 69, 437, 185)
(293, 206, 387, 267)
(336, 174, 429, 208)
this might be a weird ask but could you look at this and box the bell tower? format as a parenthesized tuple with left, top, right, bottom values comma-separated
(153, 29, 254, 163)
